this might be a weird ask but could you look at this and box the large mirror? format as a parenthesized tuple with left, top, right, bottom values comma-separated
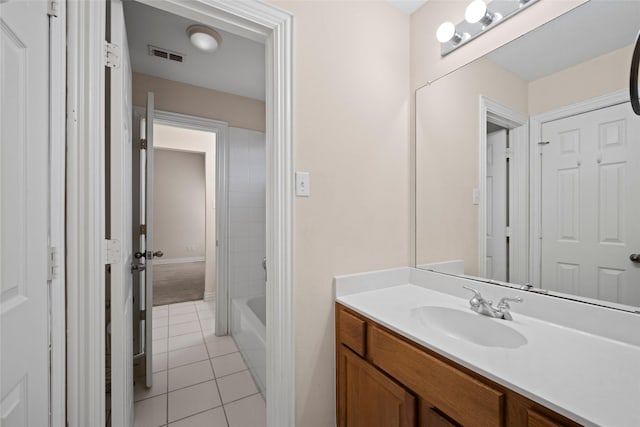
(416, 0, 640, 311)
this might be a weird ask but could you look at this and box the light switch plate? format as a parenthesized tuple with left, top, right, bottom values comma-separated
(295, 172, 310, 197)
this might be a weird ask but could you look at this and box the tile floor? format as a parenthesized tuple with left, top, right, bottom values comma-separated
(134, 300, 265, 427)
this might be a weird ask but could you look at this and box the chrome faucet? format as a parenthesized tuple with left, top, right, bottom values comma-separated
(463, 286, 522, 320)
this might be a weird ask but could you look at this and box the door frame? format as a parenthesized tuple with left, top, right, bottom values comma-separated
(478, 96, 529, 282)
(66, 0, 294, 426)
(529, 88, 628, 287)
(147, 109, 229, 309)
(50, 0, 67, 424)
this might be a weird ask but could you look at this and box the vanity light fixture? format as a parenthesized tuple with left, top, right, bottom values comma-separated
(436, 22, 463, 44)
(437, 0, 540, 57)
(187, 25, 222, 53)
(465, 0, 500, 26)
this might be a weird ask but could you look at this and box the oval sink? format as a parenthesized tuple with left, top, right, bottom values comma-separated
(411, 306, 527, 349)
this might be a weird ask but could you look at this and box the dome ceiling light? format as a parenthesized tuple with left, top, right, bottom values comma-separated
(187, 25, 222, 53)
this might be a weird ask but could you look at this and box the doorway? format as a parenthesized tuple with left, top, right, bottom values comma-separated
(119, 1, 268, 425)
(479, 97, 529, 284)
(151, 124, 213, 306)
(67, 0, 293, 424)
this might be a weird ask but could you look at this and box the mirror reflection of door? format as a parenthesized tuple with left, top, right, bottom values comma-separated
(486, 128, 509, 282)
(540, 102, 640, 306)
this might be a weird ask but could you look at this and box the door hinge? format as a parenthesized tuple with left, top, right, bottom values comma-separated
(139, 224, 147, 235)
(505, 148, 513, 159)
(47, 0, 59, 17)
(104, 239, 122, 265)
(140, 139, 148, 150)
(104, 41, 121, 69)
(505, 226, 512, 238)
(47, 246, 58, 281)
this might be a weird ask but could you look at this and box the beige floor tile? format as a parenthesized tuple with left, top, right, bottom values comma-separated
(152, 305, 169, 317)
(168, 380, 221, 423)
(168, 407, 227, 427)
(205, 336, 238, 358)
(152, 339, 168, 355)
(169, 312, 199, 325)
(168, 332, 204, 352)
(169, 321, 201, 338)
(169, 303, 197, 316)
(152, 326, 168, 340)
(197, 309, 214, 320)
(168, 360, 214, 391)
(168, 344, 209, 369)
(134, 394, 167, 427)
(154, 317, 169, 328)
(216, 370, 258, 404)
(134, 371, 168, 402)
(224, 394, 265, 427)
(152, 352, 168, 373)
(211, 352, 246, 378)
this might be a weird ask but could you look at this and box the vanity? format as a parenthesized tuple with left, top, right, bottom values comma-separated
(334, 268, 640, 427)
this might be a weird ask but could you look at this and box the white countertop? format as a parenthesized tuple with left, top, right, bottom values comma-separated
(336, 272, 640, 426)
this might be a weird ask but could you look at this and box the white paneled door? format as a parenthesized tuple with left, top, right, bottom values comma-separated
(541, 102, 640, 306)
(0, 0, 51, 425)
(486, 129, 508, 282)
(109, 0, 134, 425)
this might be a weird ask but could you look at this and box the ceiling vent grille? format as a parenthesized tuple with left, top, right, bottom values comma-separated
(148, 45, 185, 63)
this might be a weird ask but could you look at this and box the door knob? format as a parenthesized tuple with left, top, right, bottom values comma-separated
(152, 251, 163, 258)
(134, 251, 145, 259)
(630, 254, 640, 263)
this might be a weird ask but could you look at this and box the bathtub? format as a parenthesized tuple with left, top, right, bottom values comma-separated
(231, 295, 266, 397)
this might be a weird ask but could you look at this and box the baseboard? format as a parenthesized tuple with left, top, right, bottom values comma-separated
(154, 256, 205, 265)
(204, 290, 216, 301)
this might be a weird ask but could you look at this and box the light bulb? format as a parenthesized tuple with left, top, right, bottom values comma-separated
(436, 22, 456, 43)
(465, 0, 488, 24)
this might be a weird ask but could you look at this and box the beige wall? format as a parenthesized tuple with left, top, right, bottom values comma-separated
(528, 44, 634, 115)
(132, 72, 265, 132)
(153, 149, 206, 259)
(267, 1, 410, 425)
(416, 58, 528, 275)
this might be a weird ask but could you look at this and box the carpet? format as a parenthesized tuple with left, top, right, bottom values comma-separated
(153, 261, 205, 306)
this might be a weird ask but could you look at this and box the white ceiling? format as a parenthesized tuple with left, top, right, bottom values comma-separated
(387, 0, 428, 15)
(123, 1, 265, 101)
(486, 0, 640, 82)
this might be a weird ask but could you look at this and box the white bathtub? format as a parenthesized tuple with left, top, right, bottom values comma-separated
(231, 295, 266, 397)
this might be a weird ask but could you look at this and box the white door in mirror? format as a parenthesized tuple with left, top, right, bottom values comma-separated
(540, 102, 640, 306)
(295, 171, 310, 197)
(486, 130, 508, 282)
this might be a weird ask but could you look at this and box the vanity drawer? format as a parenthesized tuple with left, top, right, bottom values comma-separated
(527, 409, 566, 427)
(337, 305, 366, 357)
(368, 325, 504, 427)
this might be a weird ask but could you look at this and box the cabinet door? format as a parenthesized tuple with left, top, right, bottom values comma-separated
(421, 407, 459, 427)
(338, 346, 416, 427)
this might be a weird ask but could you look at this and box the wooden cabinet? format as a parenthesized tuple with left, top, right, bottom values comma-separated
(336, 303, 580, 427)
(339, 345, 416, 427)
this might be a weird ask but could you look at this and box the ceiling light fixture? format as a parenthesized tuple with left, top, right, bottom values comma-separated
(187, 25, 222, 53)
